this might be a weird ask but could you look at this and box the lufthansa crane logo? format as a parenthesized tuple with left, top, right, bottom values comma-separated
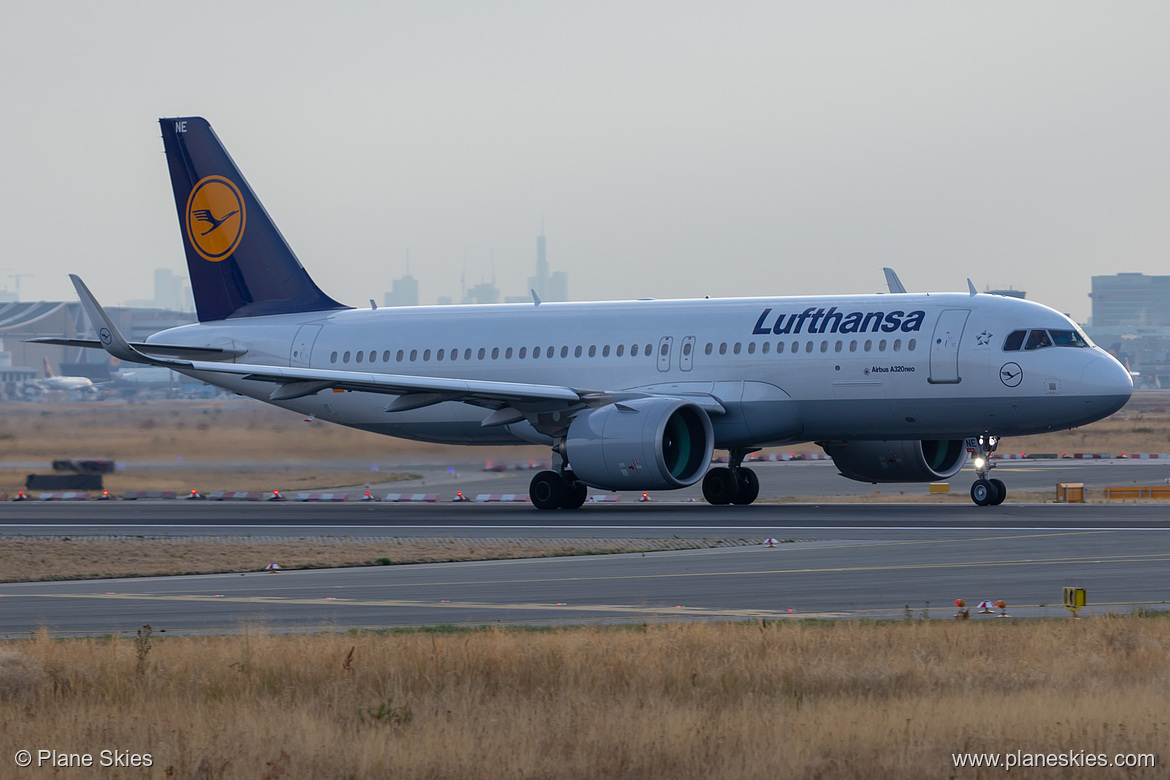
(185, 176, 245, 262)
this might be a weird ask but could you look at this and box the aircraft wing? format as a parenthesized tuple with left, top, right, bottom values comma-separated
(65, 274, 586, 409)
(26, 337, 247, 361)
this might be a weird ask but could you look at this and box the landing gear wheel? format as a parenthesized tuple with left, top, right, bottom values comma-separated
(561, 479, 588, 509)
(702, 467, 739, 505)
(970, 478, 993, 507)
(988, 478, 1006, 506)
(530, 470, 568, 510)
(731, 468, 760, 505)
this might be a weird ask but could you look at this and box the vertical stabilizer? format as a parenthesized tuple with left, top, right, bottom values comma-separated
(159, 117, 350, 322)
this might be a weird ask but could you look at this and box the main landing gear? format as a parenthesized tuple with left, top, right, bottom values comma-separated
(702, 448, 760, 506)
(969, 435, 1006, 507)
(529, 469, 588, 510)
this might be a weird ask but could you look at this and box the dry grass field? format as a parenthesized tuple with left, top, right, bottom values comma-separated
(0, 618, 1165, 779)
(0, 536, 751, 583)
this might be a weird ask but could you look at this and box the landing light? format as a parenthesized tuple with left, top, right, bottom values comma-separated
(973, 457, 986, 470)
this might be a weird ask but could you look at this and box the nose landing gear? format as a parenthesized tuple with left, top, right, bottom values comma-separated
(970, 435, 1006, 506)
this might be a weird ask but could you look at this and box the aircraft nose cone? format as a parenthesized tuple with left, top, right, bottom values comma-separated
(1081, 352, 1133, 415)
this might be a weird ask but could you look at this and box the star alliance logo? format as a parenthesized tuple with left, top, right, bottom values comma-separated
(976, 330, 993, 346)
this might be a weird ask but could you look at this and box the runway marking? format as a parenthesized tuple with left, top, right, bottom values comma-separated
(27, 593, 844, 620)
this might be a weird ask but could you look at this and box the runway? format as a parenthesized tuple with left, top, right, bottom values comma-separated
(2, 499, 1169, 635)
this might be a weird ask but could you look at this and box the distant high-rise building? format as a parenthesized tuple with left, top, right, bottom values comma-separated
(1090, 273, 1170, 327)
(384, 274, 419, 307)
(464, 280, 500, 305)
(527, 228, 568, 302)
(125, 268, 188, 311)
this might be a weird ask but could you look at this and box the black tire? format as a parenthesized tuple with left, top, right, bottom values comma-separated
(530, 470, 568, 510)
(561, 480, 588, 509)
(988, 478, 1006, 506)
(970, 478, 992, 507)
(731, 468, 760, 505)
(702, 467, 738, 505)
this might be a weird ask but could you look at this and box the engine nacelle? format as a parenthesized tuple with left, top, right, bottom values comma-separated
(822, 440, 968, 483)
(565, 398, 714, 491)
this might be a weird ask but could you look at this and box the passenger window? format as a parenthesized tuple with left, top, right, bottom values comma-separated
(791, 341, 799, 354)
(747, 342, 756, 355)
(370, 351, 377, 362)
(864, 340, 872, 353)
(330, 351, 338, 364)
(776, 341, 784, 354)
(1025, 330, 1052, 350)
(356, 351, 364, 363)
(560, 346, 568, 358)
(464, 349, 472, 360)
(382, 350, 390, 362)
(548, 345, 554, 357)
(732, 343, 741, 355)
(589, 345, 597, 357)
(574, 346, 582, 358)
(878, 340, 887, 351)
(719, 343, 727, 355)
(617, 345, 625, 357)
(762, 342, 770, 354)
(849, 341, 857, 353)
(491, 347, 499, 359)
(533, 347, 542, 359)
(396, 350, 404, 362)
(449, 349, 458, 361)
(682, 343, 691, 356)
(819, 341, 828, 353)
(505, 347, 513, 359)
(423, 349, 431, 361)
(645, 344, 652, 356)
(478, 348, 486, 360)
(805, 341, 813, 353)
(893, 339, 901, 352)
(834, 340, 843, 353)
(409, 349, 418, 361)
(437, 349, 445, 361)
(704, 343, 713, 355)
(519, 347, 527, 359)
(1003, 330, 1026, 351)
(908, 339, 916, 351)
(602, 345, 610, 357)
(343, 351, 351, 363)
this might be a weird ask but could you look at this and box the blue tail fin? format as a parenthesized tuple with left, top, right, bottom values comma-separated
(159, 117, 350, 322)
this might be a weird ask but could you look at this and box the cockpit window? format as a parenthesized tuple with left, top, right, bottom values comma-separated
(1025, 330, 1052, 350)
(1049, 329, 1089, 348)
(1003, 330, 1026, 351)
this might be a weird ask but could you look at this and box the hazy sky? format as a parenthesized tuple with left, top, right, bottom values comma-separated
(3, 2, 1167, 321)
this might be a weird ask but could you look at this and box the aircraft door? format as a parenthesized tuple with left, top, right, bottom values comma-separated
(928, 309, 969, 384)
(657, 336, 673, 373)
(679, 336, 695, 372)
(290, 325, 322, 368)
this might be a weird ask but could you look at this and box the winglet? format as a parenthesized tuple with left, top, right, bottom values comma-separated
(882, 267, 907, 294)
(531, 289, 542, 306)
(69, 275, 184, 367)
(967, 278, 978, 297)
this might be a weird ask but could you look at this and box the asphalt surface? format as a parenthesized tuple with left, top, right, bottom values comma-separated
(2, 498, 1169, 635)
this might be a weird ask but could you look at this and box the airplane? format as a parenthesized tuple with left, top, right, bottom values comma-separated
(34, 117, 1133, 508)
(31, 358, 98, 393)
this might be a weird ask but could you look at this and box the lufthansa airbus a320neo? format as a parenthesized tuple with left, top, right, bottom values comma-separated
(39, 117, 1132, 508)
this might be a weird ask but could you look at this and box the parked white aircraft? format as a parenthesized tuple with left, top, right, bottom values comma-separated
(32, 358, 97, 393)
(38, 117, 1132, 508)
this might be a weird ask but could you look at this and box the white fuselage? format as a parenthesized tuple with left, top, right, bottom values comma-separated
(150, 291, 1132, 448)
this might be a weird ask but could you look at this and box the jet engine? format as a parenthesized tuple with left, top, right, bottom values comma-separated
(821, 440, 968, 483)
(565, 398, 714, 491)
